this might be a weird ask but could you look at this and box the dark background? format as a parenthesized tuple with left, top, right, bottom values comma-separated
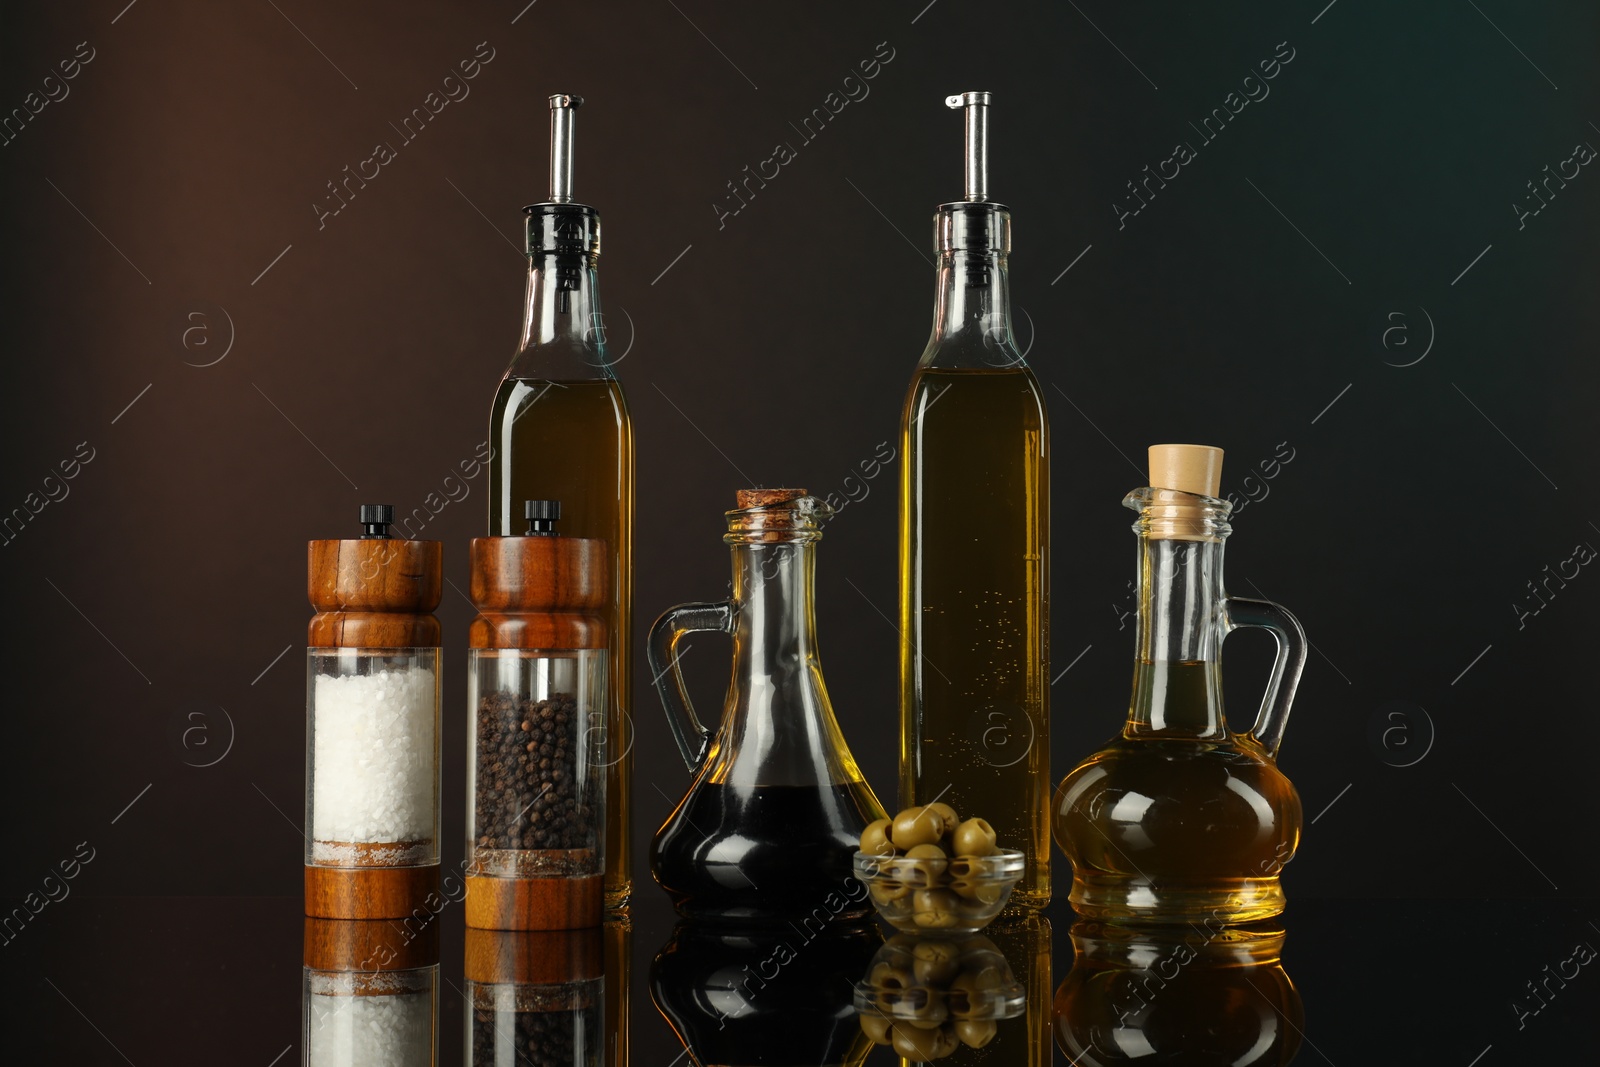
(3, 0, 1598, 1060)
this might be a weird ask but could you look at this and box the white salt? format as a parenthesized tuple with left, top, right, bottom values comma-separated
(312, 665, 436, 858)
(307, 990, 433, 1067)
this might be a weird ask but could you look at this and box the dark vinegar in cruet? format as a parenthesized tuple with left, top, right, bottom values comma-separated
(651, 782, 880, 922)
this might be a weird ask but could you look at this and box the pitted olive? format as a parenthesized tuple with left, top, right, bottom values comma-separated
(869, 880, 910, 906)
(891, 1022, 946, 1060)
(949, 877, 1004, 904)
(891, 806, 946, 849)
(947, 966, 1005, 1018)
(859, 1013, 893, 1045)
(905, 841, 949, 880)
(954, 1018, 997, 1048)
(925, 801, 960, 835)
(911, 888, 962, 929)
(859, 817, 894, 856)
(870, 962, 914, 1011)
(901, 987, 948, 1030)
(951, 817, 997, 857)
(911, 939, 961, 985)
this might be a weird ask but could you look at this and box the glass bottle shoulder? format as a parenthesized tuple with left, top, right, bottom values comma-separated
(899, 362, 1049, 431)
(491, 375, 632, 427)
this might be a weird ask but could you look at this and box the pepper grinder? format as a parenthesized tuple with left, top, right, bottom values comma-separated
(466, 499, 608, 929)
(465, 927, 604, 1067)
(305, 504, 443, 918)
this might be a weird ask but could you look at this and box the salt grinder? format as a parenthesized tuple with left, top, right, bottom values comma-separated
(303, 917, 439, 1065)
(466, 500, 608, 930)
(305, 504, 443, 919)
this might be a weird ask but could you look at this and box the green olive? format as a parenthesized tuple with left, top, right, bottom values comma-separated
(869, 880, 910, 906)
(954, 1019, 997, 1049)
(951, 817, 998, 858)
(859, 1014, 893, 1045)
(934, 1025, 962, 1058)
(859, 817, 894, 856)
(926, 801, 960, 836)
(911, 939, 961, 986)
(891, 806, 945, 849)
(902, 988, 948, 1029)
(904, 841, 949, 884)
(870, 962, 914, 1012)
(947, 967, 1004, 1018)
(949, 877, 1004, 904)
(891, 1023, 946, 1061)
(912, 888, 962, 929)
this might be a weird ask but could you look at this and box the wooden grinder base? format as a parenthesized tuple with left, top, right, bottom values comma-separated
(305, 864, 440, 920)
(465, 874, 603, 930)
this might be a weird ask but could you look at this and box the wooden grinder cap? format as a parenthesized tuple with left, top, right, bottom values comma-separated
(469, 500, 607, 650)
(308, 505, 442, 648)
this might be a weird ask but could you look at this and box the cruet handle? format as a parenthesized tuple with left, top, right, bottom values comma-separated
(1222, 596, 1308, 759)
(647, 601, 735, 772)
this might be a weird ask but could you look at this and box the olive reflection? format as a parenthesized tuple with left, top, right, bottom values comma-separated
(1052, 921, 1301, 1066)
(651, 921, 881, 1067)
(852, 931, 1028, 1062)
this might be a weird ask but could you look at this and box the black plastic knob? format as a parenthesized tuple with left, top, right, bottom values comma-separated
(359, 504, 394, 539)
(524, 499, 561, 536)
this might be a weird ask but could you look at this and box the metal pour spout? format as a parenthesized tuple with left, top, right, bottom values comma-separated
(548, 93, 583, 203)
(945, 91, 992, 202)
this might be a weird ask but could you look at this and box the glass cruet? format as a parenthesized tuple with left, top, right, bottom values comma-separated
(1052, 445, 1308, 924)
(647, 489, 886, 922)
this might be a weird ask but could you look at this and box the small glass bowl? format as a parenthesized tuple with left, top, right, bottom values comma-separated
(852, 849, 1025, 934)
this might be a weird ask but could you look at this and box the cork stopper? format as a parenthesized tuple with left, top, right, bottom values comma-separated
(736, 488, 807, 508)
(1148, 445, 1223, 498)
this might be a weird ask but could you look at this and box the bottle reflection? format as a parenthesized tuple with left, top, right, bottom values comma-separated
(465, 926, 605, 1067)
(853, 927, 1033, 1064)
(605, 916, 631, 1067)
(651, 921, 881, 1066)
(302, 917, 438, 1067)
(1052, 921, 1301, 1066)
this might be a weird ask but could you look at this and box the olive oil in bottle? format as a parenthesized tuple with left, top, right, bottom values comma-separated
(899, 93, 1051, 909)
(487, 95, 635, 909)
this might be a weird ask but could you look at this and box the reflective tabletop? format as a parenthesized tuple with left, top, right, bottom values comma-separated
(7, 889, 1593, 1063)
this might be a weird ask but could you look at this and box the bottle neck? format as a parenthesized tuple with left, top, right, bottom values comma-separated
(731, 540, 819, 688)
(520, 251, 599, 347)
(713, 537, 852, 787)
(925, 250, 1020, 367)
(1126, 534, 1228, 740)
(508, 252, 612, 378)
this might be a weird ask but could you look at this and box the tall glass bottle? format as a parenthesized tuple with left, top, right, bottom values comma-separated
(489, 94, 635, 909)
(899, 92, 1050, 908)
